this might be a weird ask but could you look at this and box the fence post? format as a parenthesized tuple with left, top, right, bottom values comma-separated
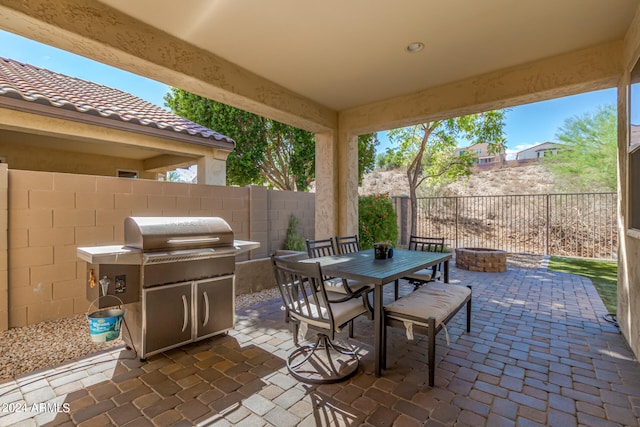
(546, 194, 550, 256)
(455, 197, 459, 249)
(394, 195, 410, 246)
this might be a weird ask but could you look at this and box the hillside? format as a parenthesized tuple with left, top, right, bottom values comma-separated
(359, 161, 556, 197)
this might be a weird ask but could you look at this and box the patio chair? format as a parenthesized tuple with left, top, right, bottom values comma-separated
(335, 234, 360, 254)
(272, 256, 369, 383)
(402, 235, 446, 293)
(307, 237, 374, 320)
(306, 237, 336, 258)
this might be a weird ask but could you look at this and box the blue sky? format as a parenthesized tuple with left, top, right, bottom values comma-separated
(1, 30, 616, 158)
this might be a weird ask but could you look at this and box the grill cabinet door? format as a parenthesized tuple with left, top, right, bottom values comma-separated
(143, 282, 193, 355)
(195, 275, 234, 339)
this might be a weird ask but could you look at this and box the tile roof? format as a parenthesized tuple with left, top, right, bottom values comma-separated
(0, 57, 235, 148)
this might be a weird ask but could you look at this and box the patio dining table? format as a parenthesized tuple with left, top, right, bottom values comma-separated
(304, 248, 452, 377)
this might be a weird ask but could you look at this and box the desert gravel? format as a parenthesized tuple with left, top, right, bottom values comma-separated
(0, 255, 542, 381)
(0, 287, 282, 381)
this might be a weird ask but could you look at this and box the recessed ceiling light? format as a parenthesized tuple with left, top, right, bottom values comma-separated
(406, 42, 424, 53)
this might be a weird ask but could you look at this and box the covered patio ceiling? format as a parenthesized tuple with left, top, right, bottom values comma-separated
(95, 0, 639, 112)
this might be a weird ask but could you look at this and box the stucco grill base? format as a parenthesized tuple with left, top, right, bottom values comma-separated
(455, 248, 507, 272)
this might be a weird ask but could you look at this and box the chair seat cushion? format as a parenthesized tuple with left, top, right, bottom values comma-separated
(290, 293, 368, 332)
(385, 282, 470, 326)
(405, 269, 436, 282)
(324, 277, 374, 294)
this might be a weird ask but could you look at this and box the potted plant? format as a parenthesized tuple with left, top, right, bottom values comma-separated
(374, 241, 394, 259)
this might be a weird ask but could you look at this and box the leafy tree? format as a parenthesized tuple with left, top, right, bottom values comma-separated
(165, 88, 267, 187)
(358, 133, 379, 184)
(376, 147, 404, 170)
(165, 170, 182, 182)
(387, 111, 506, 235)
(165, 88, 377, 190)
(544, 104, 617, 192)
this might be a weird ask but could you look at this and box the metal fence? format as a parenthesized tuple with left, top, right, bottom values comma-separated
(394, 193, 618, 259)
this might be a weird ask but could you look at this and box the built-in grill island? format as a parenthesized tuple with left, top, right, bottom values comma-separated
(77, 217, 259, 360)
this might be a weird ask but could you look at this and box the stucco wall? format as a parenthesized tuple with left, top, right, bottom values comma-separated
(619, 6, 640, 361)
(0, 164, 7, 331)
(4, 170, 315, 328)
(0, 131, 157, 179)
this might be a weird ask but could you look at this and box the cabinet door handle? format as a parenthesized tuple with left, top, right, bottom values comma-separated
(181, 294, 189, 332)
(203, 291, 210, 327)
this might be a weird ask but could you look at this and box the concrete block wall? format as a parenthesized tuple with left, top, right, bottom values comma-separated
(267, 189, 315, 255)
(3, 170, 315, 329)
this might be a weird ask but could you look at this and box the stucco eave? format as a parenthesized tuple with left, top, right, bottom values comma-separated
(0, 106, 223, 158)
(339, 41, 624, 135)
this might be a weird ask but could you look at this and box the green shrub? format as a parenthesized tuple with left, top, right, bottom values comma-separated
(283, 214, 306, 251)
(358, 194, 398, 249)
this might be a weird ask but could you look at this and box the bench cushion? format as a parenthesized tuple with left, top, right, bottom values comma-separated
(385, 282, 471, 339)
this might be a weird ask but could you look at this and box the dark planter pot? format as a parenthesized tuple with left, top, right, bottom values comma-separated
(374, 245, 393, 260)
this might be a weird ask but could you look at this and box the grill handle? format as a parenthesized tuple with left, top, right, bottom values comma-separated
(167, 237, 220, 245)
(181, 294, 189, 332)
(202, 291, 210, 327)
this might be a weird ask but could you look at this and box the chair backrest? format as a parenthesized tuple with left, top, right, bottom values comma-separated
(306, 237, 336, 258)
(272, 257, 334, 329)
(408, 235, 445, 253)
(335, 235, 360, 255)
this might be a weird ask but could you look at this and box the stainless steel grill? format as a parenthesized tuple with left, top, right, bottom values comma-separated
(77, 217, 259, 360)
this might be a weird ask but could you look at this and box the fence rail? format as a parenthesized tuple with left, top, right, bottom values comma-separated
(394, 193, 618, 259)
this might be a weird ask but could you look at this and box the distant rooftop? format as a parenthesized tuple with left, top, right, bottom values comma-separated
(0, 57, 234, 149)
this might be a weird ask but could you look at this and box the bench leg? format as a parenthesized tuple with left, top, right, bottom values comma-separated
(428, 317, 436, 387)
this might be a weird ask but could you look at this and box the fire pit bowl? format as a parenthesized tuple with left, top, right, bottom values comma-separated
(455, 248, 507, 272)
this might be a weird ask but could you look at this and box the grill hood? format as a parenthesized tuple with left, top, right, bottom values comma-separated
(77, 217, 259, 265)
(124, 217, 234, 252)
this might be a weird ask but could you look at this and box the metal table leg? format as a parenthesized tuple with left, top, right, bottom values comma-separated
(374, 283, 383, 377)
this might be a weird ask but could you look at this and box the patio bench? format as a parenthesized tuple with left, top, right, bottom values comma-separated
(383, 282, 472, 386)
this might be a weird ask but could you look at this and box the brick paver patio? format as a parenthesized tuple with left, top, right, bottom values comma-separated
(1, 264, 639, 426)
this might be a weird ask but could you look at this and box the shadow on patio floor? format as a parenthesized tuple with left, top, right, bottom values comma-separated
(1, 264, 639, 426)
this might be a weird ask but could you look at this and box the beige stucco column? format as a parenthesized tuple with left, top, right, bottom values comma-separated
(618, 6, 640, 361)
(0, 163, 6, 330)
(197, 151, 229, 186)
(314, 130, 359, 239)
(338, 130, 359, 236)
(314, 132, 339, 238)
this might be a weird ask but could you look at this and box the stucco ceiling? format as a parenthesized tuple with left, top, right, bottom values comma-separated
(98, 0, 639, 111)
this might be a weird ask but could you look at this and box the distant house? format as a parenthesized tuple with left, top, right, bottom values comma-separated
(0, 57, 235, 185)
(516, 142, 565, 160)
(457, 142, 505, 164)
